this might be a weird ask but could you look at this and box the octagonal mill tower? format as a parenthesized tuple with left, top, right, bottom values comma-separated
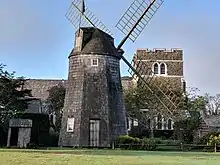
(59, 27, 128, 147)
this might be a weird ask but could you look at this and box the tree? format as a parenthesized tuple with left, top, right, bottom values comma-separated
(173, 87, 205, 143)
(204, 93, 220, 116)
(47, 85, 65, 132)
(173, 116, 201, 143)
(123, 83, 184, 137)
(185, 87, 220, 117)
(124, 86, 155, 137)
(0, 64, 32, 146)
(123, 83, 207, 139)
(0, 64, 32, 126)
(185, 87, 206, 116)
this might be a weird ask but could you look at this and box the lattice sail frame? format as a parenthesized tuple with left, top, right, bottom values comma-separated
(115, 0, 186, 122)
(66, 0, 112, 36)
(116, 0, 164, 42)
(127, 52, 187, 121)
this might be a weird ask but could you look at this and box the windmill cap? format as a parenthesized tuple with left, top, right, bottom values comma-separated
(81, 28, 118, 55)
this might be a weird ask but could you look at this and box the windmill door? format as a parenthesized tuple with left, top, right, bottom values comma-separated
(89, 119, 100, 147)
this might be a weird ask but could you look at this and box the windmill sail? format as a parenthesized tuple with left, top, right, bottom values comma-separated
(116, 0, 164, 46)
(128, 52, 185, 119)
(81, 0, 85, 13)
(115, 0, 186, 121)
(65, 0, 112, 36)
(65, 0, 186, 121)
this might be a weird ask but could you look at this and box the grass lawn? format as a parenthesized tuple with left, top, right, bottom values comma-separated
(0, 149, 220, 165)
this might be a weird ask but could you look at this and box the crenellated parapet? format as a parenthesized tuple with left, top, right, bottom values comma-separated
(135, 48, 183, 61)
(136, 48, 182, 53)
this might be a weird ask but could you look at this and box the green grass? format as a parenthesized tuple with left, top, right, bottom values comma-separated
(0, 149, 220, 165)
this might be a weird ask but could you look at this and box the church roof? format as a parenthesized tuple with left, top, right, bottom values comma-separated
(81, 28, 118, 55)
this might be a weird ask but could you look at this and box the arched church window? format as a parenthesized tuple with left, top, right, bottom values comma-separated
(153, 63, 159, 74)
(160, 63, 166, 75)
(168, 119, 172, 130)
(157, 114, 162, 129)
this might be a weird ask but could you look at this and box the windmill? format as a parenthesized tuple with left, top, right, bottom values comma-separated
(59, 0, 186, 147)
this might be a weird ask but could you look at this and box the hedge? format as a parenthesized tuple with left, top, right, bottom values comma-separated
(115, 135, 181, 151)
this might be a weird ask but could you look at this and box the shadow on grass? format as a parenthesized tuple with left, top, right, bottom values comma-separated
(0, 148, 219, 157)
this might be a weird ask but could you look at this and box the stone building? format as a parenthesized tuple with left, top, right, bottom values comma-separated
(128, 48, 185, 132)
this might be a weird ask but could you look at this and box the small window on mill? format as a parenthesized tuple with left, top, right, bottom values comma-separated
(67, 118, 75, 132)
(91, 59, 98, 66)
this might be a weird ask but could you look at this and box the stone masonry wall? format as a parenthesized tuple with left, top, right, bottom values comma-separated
(133, 48, 184, 90)
(138, 61, 183, 76)
(134, 48, 183, 76)
(135, 48, 183, 60)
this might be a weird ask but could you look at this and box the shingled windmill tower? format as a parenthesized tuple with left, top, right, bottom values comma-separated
(59, 1, 127, 147)
(59, 0, 185, 147)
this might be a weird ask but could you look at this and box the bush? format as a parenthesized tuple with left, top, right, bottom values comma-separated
(191, 132, 220, 152)
(208, 134, 220, 145)
(115, 135, 184, 151)
(194, 132, 220, 145)
(27, 142, 38, 149)
(116, 135, 157, 151)
(140, 138, 157, 150)
(160, 139, 181, 145)
(117, 135, 137, 144)
(0, 126, 7, 147)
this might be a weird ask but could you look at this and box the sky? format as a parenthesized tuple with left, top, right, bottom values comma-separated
(0, 0, 220, 96)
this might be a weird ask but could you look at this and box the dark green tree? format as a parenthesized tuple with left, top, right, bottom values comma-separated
(47, 85, 66, 132)
(173, 87, 203, 143)
(185, 87, 206, 114)
(123, 85, 183, 137)
(0, 64, 32, 145)
(0, 64, 32, 125)
(173, 117, 201, 143)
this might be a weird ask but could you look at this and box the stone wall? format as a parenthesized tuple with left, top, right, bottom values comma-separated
(134, 48, 183, 76)
(137, 61, 183, 76)
(135, 48, 183, 60)
(121, 76, 133, 90)
(133, 48, 184, 90)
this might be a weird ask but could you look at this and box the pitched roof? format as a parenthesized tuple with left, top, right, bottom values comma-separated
(203, 115, 220, 127)
(81, 28, 118, 55)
